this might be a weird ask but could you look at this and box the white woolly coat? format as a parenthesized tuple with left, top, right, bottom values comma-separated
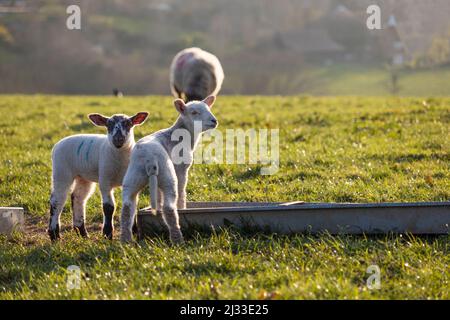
(170, 47, 224, 100)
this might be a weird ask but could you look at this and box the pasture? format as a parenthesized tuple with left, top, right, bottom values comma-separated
(0, 95, 448, 299)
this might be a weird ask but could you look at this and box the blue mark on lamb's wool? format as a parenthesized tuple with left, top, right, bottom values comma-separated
(76, 141, 84, 157)
(85, 140, 94, 161)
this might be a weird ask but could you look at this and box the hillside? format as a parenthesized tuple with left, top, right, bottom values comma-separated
(1, 0, 450, 95)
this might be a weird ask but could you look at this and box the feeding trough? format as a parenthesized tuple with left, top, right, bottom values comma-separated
(137, 201, 450, 238)
(0, 207, 24, 235)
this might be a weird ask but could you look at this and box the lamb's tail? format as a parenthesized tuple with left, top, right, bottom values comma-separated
(145, 160, 158, 214)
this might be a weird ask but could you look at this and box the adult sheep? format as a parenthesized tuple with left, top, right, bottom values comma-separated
(170, 47, 224, 102)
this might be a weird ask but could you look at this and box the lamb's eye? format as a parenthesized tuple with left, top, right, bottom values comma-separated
(107, 122, 115, 131)
(191, 110, 199, 115)
(123, 121, 132, 129)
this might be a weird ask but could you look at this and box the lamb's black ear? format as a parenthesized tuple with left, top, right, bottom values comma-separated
(88, 113, 108, 127)
(130, 112, 149, 126)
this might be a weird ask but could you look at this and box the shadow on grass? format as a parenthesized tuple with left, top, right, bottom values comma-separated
(368, 152, 449, 163)
(0, 236, 121, 293)
(138, 219, 448, 247)
(1, 223, 447, 295)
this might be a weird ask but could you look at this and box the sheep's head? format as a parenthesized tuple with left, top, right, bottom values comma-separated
(174, 95, 218, 132)
(88, 112, 149, 149)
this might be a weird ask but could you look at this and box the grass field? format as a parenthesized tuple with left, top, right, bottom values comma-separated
(298, 64, 450, 96)
(0, 95, 449, 299)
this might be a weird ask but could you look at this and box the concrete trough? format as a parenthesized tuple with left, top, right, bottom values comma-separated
(137, 201, 450, 238)
(0, 207, 25, 235)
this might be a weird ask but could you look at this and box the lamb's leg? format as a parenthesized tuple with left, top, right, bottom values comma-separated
(157, 188, 163, 215)
(159, 165, 183, 243)
(157, 161, 183, 243)
(100, 185, 115, 240)
(121, 169, 147, 243)
(121, 189, 139, 243)
(71, 178, 95, 238)
(162, 186, 184, 244)
(48, 179, 73, 241)
(175, 166, 188, 209)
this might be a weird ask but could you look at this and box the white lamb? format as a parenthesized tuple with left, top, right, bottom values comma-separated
(170, 47, 224, 102)
(120, 96, 218, 243)
(48, 112, 149, 241)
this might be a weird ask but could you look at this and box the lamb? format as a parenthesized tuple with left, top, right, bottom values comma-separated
(170, 47, 224, 102)
(120, 96, 218, 243)
(48, 111, 149, 241)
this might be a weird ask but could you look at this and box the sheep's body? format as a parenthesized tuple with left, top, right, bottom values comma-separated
(120, 124, 188, 244)
(48, 112, 148, 241)
(52, 134, 129, 186)
(121, 97, 218, 243)
(170, 47, 224, 102)
(49, 134, 132, 240)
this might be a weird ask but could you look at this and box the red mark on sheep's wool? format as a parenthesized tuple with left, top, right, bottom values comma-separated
(176, 52, 193, 71)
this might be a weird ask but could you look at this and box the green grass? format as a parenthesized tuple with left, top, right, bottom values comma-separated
(303, 64, 450, 96)
(0, 95, 449, 299)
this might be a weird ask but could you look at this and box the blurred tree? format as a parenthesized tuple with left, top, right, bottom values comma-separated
(325, 5, 368, 55)
(409, 35, 450, 68)
(0, 24, 14, 45)
(425, 36, 450, 67)
(0, 0, 449, 94)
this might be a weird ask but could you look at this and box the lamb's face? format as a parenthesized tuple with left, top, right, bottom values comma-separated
(88, 112, 149, 149)
(174, 95, 218, 132)
(106, 115, 134, 148)
(185, 102, 218, 131)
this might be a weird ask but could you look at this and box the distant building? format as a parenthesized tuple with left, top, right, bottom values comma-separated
(0, 0, 29, 13)
(254, 22, 346, 65)
(254, 4, 416, 67)
(373, 0, 450, 65)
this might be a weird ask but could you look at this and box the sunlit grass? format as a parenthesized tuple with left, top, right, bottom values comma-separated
(0, 95, 448, 299)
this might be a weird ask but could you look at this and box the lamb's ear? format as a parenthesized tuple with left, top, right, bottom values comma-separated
(203, 95, 216, 108)
(130, 112, 149, 126)
(174, 99, 186, 114)
(88, 113, 109, 127)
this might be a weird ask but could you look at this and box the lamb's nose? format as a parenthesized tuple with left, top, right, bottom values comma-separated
(211, 119, 218, 124)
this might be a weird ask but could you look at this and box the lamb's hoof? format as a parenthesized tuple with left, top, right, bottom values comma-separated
(74, 224, 89, 238)
(120, 231, 133, 243)
(102, 225, 114, 240)
(48, 225, 60, 242)
(170, 231, 184, 245)
(103, 232, 113, 240)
